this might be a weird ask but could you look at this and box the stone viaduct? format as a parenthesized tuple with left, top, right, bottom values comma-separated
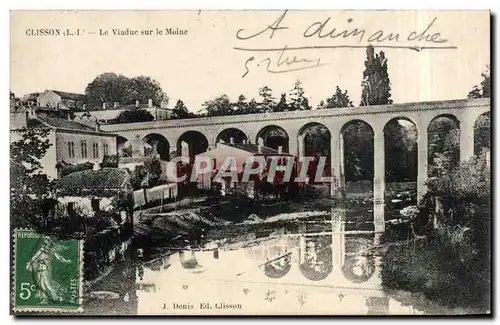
(101, 98, 490, 231)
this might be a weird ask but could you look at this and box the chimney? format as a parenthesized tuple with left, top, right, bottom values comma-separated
(148, 99, 153, 108)
(230, 137, 234, 145)
(136, 100, 139, 108)
(114, 102, 119, 109)
(102, 102, 107, 110)
(28, 107, 36, 118)
(278, 146, 283, 154)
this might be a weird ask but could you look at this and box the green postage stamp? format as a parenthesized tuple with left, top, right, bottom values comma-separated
(12, 229, 83, 313)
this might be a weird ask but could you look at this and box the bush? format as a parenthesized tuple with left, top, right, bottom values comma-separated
(101, 154, 119, 168)
(382, 155, 490, 311)
(59, 161, 94, 177)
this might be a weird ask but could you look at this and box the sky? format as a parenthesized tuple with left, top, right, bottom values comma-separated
(10, 10, 490, 112)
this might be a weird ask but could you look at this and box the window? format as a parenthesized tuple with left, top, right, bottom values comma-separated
(92, 143, 99, 158)
(103, 143, 109, 156)
(67, 202, 75, 216)
(67, 142, 75, 158)
(81, 141, 87, 158)
(91, 198, 100, 212)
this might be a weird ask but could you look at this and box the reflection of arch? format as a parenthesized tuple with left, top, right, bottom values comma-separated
(341, 255, 375, 283)
(177, 131, 209, 162)
(117, 135, 131, 157)
(299, 236, 333, 281)
(298, 122, 331, 157)
(474, 112, 490, 156)
(383, 117, 418, 183)
(142, 133, 170, 161)
(264, 252, 292, 279)
(178, 251, 207, 274)
(216, 128, 248, 145)
(256, 125, 289, 153)
(340, 119, 374, 182)
(179, 251, 198, 269)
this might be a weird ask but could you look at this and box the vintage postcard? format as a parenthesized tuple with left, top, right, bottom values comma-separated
(10, 10, 491, 316)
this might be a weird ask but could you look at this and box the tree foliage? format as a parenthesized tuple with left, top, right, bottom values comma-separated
(10, 127, 54, 228)
(85, 72, 168, 107)
(288, 80, 311, 111)
(360, 45, 392, 106)
(115, 108, 155, 124)
(468, 65, 490, 99)
(326, 86, 354, 108)
(384, 121, 418, 182)
(258, 86, 276, 112)
(172, 99, 195, 119)
(201, 94, 234, 117)
(428, 118, 460, 178)
(343, 122, 374, 181)
(275, 93, 289, 112)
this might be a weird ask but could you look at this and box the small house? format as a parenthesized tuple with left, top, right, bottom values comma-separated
(55, 167, 134, 223)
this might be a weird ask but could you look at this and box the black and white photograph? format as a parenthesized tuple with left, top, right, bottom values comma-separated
(9, 10, 491, 316)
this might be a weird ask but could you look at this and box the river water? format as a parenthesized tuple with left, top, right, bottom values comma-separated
(82, 187, 473, 315)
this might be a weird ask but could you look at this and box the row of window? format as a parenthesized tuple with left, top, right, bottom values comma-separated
(67, 141, 109, 159)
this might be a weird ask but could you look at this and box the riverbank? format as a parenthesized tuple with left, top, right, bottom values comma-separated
(378, 235, 490, 314)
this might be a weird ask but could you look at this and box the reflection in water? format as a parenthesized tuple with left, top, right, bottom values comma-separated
(299, 235, 333, 281)
(342, 256, 376, 283)
(133, 213, 425, 315)
(264, 251, 292, 279)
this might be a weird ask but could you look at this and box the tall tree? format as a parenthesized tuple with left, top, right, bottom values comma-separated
(246, 98, 260, 114)
(10, 91, 20, 110)
(258, 86, 276, 112)
(360, 45, 392, 106)
(202, 94, 233, 117)
(85, 72, 130, 106)
(326, 86, 354, 108)
(234, 94, 249, 114)
(126, 76, 168, 107)
(172, 99, 194, 119)
(85, 73, 168, 107)
(10, 127, 54, 228)
(274, 93, 289, 112)
(468, 65, 491, 99)
(288, 80, 311, 111)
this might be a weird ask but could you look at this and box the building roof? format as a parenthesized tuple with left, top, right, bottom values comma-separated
(225, 143, 294, 156)
(50, 90, 87, 102)
(55, 168, 130, 197)
(36, 115, 97, 132)
(84, 103, 173, 112)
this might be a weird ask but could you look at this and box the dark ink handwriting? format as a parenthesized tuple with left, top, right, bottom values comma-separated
(235, 13, 455, 77)
(242, 46, 325, 77)
(407, 17, 447, 43)
(304, 17, 366, 44)
(236, 10, 289, 40)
